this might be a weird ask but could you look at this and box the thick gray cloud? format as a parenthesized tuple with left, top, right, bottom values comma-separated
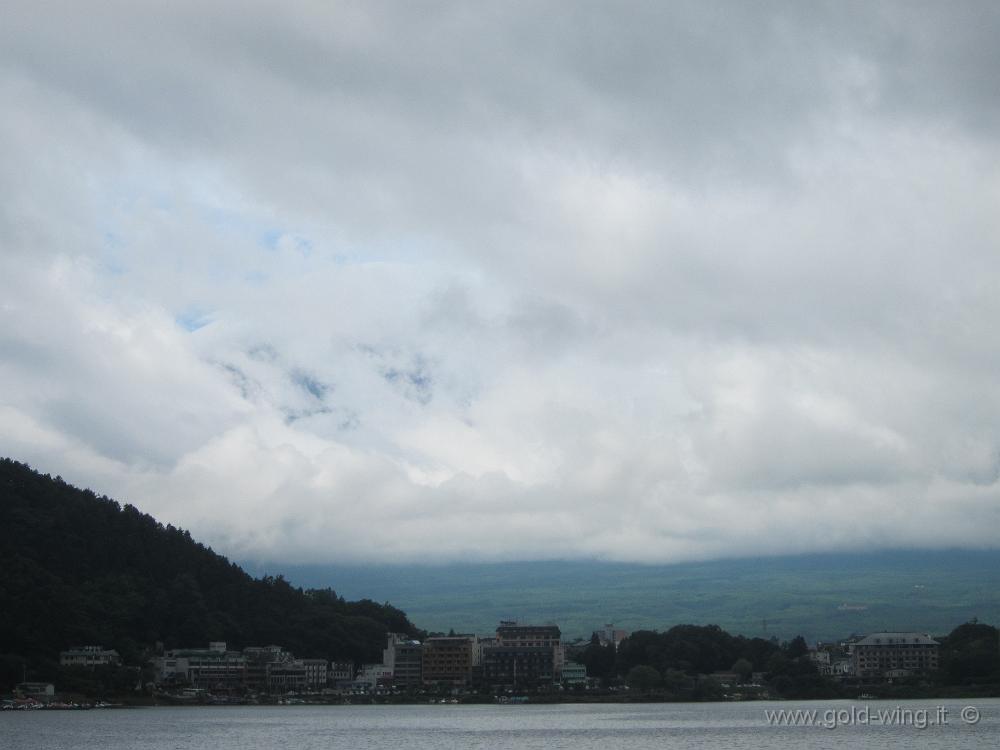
(1, 1, 999, 563)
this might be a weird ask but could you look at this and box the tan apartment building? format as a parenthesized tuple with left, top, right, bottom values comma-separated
(422, 636, 476, 685)
(852, 632, 940, 678)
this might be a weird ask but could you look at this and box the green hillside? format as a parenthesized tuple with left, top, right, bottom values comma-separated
(257, 550, 1000, 643)
(0, 459, 420, 690)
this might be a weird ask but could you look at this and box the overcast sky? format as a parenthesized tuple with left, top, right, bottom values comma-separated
(2, 1, 999, 564)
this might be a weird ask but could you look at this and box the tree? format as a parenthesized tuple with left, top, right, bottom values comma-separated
(940, 622, 1000, 684)
(662, 668, 693, 695)
(0, 459, 422, 689)
(786, 635, 809, 659)
(580, 633, 617, 684)
(732, 657, 753, 683)
(626, 665, 661, 692)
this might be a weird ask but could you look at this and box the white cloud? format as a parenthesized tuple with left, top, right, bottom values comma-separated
(1, 1, 998, 564)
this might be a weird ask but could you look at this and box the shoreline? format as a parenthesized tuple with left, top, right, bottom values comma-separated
(10, 689, 1000, 711)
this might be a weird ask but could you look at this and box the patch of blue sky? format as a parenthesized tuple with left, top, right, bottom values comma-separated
(261, 228, 283, 250)
(175, 308, 213, 332)
(95, 232, 128, 275)
(103, 231, 124, 250)
(99, 257, 128, 276)
(260, 228, 314, 257)
(290, 235, 313, 256)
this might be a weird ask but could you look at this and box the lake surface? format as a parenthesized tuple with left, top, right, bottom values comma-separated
(2, 699, 997, 749)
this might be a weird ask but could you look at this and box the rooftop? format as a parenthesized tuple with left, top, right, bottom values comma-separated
(855, 632, 939, 646)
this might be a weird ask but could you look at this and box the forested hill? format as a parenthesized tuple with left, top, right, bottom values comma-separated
(0, 458, 421, 685)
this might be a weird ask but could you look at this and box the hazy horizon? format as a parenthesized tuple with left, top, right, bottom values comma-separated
(242, 549, 1000, 641)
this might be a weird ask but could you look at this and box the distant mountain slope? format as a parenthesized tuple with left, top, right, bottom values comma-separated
(250, 550, 1000, 642)
(0, 459, 420, 685)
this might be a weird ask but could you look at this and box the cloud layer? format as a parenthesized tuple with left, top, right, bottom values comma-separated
(2, 1, 999, 563)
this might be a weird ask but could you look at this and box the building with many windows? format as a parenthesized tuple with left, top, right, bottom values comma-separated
(481, 644, 556, 687)
(242, 645, 293, 692)
(59, 645, 121, 668)
(481, 622, 563, 687)
(356, 663, 393, 691)
(329, 662, 355, 683)
(851, 632, 940, 679)
(422, 636, 476, 685)
(384, 633, 423, 687)
(267, 661, 308, 693)
(561, 661, 588, 685)
(301, 659, 329, 691)
(154, 642, 246, 691)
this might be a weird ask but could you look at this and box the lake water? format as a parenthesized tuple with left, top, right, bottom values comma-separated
(2, 699, 997, 749)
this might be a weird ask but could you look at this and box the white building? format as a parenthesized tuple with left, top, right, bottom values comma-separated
(60, 645, 121, 668)
(16, 682, 55, 700)
(383, 633, 422, 687)
(154, 642, 246, 690)
(562, 661, 588, 685)
(266, 661, 307, 693)
(329, 662, 354, 682)
(832, 658, 854, 677)
(357, 663, 393, 691)
(807, 649, 832, 675)
(301, 659, 329, 690)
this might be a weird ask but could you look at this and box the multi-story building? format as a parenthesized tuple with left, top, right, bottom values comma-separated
(267, 661, 307, 693)
(561, 661, 587, 686)
(329, 662, 355, 683)
(243, 645, 293, 692)
(60, 645, 122, 668)
(481, 644, 556, 687)
(422, 636, 476, 685)
(482, 622, 563, 687)
(808, 649, 832, 675)
(357, 663, 393, 691)
(852, 632, 940, 679)
(495, 622, 562, 650)
(384, 633, 423, 687)
(154, 642, 246, 691)
(597, 624, 628, 650)
(301, 659, 329, 691)
(152, 642, 333, 694)
(477, 636, 498, 663)
(832, 658, 854, 677)
(840, 635, 864, 656)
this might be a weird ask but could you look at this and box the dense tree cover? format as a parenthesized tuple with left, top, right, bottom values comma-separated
(939, 622, 1000, 685)
(573, 625, 768, 698)
(611, 624, 783, 679)
(624, 664, 660, 692)
(0, 459, 421, 689)
(576, 625, 839, 698)
(577, 620, 1000, 699)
